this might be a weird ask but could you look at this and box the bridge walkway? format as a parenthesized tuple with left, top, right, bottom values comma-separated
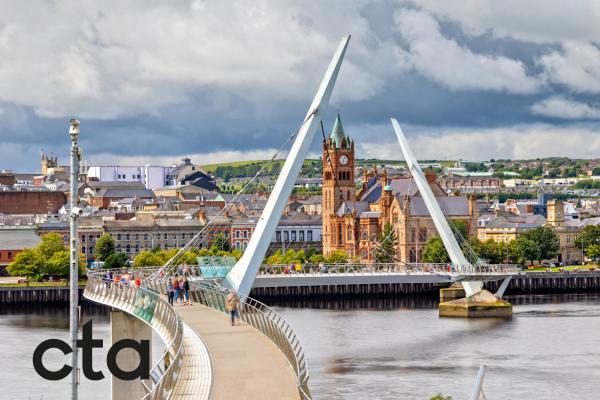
(172, 321, 213, 400)
(175, 302, 301, 400)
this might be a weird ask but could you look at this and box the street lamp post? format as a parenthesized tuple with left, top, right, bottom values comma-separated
(69, 119, 81, 400)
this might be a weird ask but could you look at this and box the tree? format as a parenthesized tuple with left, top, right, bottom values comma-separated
(510, 238, 541, 265)
(95, 234, 116, 261)
(430, 395, 452, 400)
(450, 219, 469, 242)
(46, 251, 85, 281)
(7, 248, 43, 281)
(574, 225, 600, 252)
(376, 222, 399, 263)
(422, 236, 450, 264)
(309, 253, 325, 263)
(151, 245, 162, 253)
(586, 244, 600, 260)
(307, 248, 318, 259)
(519, 226, 560, 263)
(38, 233, 66, 260)
(326, 250, 349, 264)
(211, 233, 231, 252)
(104, 252, 130, 269)
(593, 167, 600, 176)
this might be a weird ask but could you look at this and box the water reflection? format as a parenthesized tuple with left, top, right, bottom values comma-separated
(0, 304, 165, 400)
(259, 294, 439, 310)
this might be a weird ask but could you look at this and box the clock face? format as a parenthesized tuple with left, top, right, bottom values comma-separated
(340, 155, 349, 165)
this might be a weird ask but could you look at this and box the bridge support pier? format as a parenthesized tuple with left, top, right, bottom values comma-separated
(110, 310, 152, 400)
(439, 280, 513, 318)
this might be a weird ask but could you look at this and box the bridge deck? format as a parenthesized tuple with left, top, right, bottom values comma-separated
(172, 322, 213, 400)
(175, 303, 301, 400)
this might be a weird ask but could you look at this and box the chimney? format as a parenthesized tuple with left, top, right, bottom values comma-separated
(199, 212, 205, 219)
(424, 171, 437, 185)
(224, 211, 229, 217)
(526, 204, 533, 213)
(485, 193, 490, 208)
(469, 194, 477, 216)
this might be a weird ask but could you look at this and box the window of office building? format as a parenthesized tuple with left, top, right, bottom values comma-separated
(284, 231, 289, 241)
(299, 231, 304, 241)
(117, 234, 121, 241)
(291, 231, 297, 241)
(307, 231, 313, 241)
(126, 234, 130, 241)
(126, 245, 130, 253)
(81, 235, 86, 242)
(567, 235, 571, 244)
(276, 231, 281, 241)
(135, 244, 139, 253)
(144, 234, 148, 241)
(164, 233, 168, 240)
(243, 231, 248, 238)
(236, 231, 240, 238)
(419, 229, 427, 242)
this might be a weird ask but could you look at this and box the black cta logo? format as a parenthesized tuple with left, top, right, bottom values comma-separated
(33, 320, 150, 381)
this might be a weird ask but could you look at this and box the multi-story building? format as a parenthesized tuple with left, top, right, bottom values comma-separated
(322, 115, 478, 263)
(86, 158, 206, 190)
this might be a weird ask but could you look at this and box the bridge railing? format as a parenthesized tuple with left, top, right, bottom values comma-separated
(186, 282, 312, 400)
(106, 267, 313, 400)
(84, 272, 184, 400)
(257, 263, 519, 276)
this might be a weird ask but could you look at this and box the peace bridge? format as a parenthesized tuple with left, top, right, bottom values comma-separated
(82, 35, 510, 400)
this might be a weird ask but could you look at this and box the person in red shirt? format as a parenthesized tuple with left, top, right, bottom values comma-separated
(135, 276, 141, 287)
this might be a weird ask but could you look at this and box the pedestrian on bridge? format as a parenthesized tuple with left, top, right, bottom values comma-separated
(173, 278, 179, 303)
(167, 278, 175, 306)
(226, 289, 239, 326)
(178, 278, 185, 303)
(183, 276, 190, 301)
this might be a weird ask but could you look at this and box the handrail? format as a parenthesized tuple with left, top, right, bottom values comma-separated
(84, 271, 185, 400)
(97, 266, 313, 400)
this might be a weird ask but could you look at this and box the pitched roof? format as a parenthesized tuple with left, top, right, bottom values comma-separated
(96, 189, 156, 198)
(336, 201, 370, 217)
(403, 196, 470, 216)
(361, 179, 419, 203)
(87, 181, 146, 190)
(0, 231, 42, 250)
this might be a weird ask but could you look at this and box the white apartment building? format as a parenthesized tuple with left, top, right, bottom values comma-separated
(86, 158, 204, 190)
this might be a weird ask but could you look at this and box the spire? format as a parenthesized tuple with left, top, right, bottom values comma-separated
(330, 113, 346, 148)
(41, 148, 44, 160)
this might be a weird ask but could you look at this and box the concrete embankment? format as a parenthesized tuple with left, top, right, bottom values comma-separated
(251, 272, 600, 299)
(0, 285, 86, 306)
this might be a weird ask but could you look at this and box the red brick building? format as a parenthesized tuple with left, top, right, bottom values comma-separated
(0, 190, 66, 215)
(0, 231, 42, 276)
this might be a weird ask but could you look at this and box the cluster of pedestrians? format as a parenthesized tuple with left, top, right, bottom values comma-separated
(103, 266, 141, 288)
(167, 276, 190, 306)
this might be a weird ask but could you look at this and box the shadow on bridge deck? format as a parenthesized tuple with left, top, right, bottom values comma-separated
(175, 302, 301, 400)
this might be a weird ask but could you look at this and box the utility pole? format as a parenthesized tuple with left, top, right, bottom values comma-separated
(69, 119, 81, 400)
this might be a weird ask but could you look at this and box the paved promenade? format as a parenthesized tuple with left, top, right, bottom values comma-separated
(175, 302, 301, 400)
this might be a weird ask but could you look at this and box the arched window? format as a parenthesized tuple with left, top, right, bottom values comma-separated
(362, 232, 367, 240)
(82, 247, 86, 254)
(338, 234, 342, 244)
(7, 252, 11, 259)
(88, 235, 93, 242)
(243, 230, 248, 238)
(338, 223, 342, 233)
(392, 210, 398, 223)
(410, 248, 416, 262)
(89, 246, 94, 255)
(81, 235, 86, 243)
(243, 242, 247, 250)
(347, 190, 350, 201)
(236, 231, 240, 238)
(224, 230, 229, 237)
(126, 245, 130, 253)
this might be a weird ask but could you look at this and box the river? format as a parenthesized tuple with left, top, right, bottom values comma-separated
(3, 295, 600, 399)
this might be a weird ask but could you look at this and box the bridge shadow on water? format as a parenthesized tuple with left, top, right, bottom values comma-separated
(257, 294, 440, 310)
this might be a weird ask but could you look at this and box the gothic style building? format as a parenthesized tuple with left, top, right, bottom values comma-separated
(322, 115, 478, 263)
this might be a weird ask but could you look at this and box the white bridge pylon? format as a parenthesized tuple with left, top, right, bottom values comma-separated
(224, 35, 351, 296)
(391, 118, 484, 297)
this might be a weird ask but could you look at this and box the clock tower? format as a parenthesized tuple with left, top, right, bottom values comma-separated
(322, 113, 355, 254)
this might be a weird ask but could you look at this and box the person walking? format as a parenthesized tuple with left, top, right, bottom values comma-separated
(226, 289, 239, 326)
(104, 270, 111, 288)
(183, 276, 190, 301)
(167, 278, 175, 306)
(173, 278, 179, 303)
(178, 278, 185, 304)
(178, 265, 183, 277)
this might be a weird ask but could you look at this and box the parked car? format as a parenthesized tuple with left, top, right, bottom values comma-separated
(542, 262, 556, 268)
(516, 264, 527, 270)
(555, 262, 564, 267)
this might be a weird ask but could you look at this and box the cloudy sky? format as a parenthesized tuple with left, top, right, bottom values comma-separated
(2, 0, 600, 171)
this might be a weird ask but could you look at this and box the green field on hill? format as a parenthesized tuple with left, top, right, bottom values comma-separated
(202, 158, 453, 172)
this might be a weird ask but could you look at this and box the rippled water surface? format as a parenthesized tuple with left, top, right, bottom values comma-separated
(3, 295, 600, 400)
(0, 304, 165, 400)
(270, 294, 600, 400)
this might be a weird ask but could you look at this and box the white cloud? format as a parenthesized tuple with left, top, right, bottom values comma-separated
(537, 42, 600, 94)
(0, 0, 384, 120)
(356, 122, 600, 160)
(530, 97, 600, 119)
(406, 0, 600, 43)
(392, 9, 541, 94)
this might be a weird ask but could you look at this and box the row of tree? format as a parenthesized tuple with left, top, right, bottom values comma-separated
(422, 225, 561, 265)
(8, 233, 86, 282)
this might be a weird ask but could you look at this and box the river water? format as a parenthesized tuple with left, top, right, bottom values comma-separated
(2, 295, 600, 400)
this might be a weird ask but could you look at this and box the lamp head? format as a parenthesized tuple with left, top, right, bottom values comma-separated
(69, 119, 80, 142)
